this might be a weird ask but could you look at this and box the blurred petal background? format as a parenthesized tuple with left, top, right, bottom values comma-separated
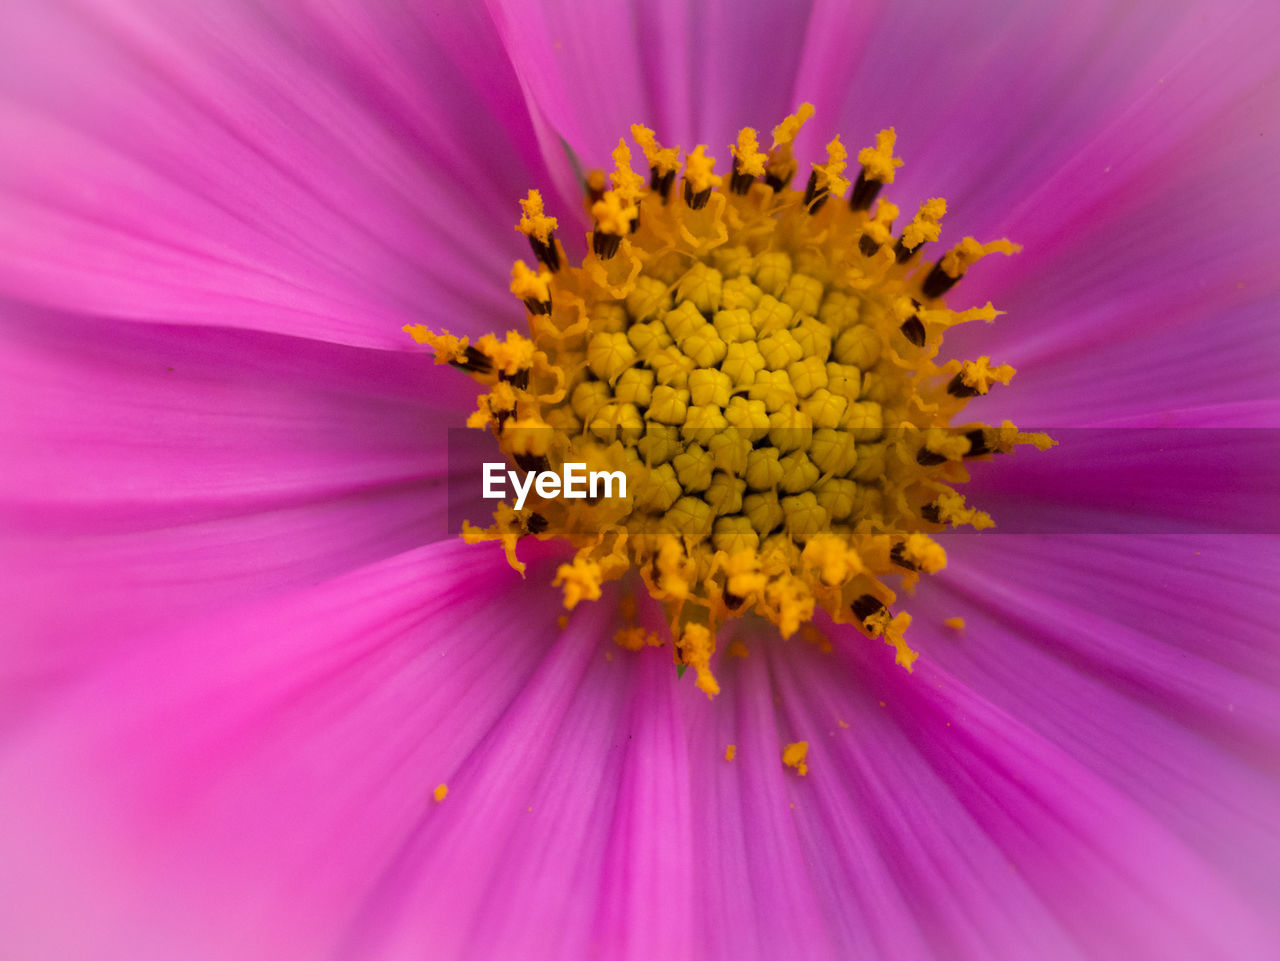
(1, 1, 1278, 959)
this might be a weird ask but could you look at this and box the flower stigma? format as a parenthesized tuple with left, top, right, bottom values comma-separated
(407, 106, 1052, 699)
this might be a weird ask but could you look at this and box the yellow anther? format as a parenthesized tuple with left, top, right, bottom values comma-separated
(610, 138, 645, 201)
(683, 145, 723, 194)
(936, 491, 993, 529)
(473, 331, 535, 376)
(857, 128, 904, 184)
(631, 123, 680, 174)
(510, 260, 552, 303)
(812, 136, 851, 198)
(956, 356, 1016, 394)
(434, 783, 448, 803)
(771, 103, 815, 149)
(516, 189, 558, 243)
(944, 616, 966, 631)
(802, 533, 863, 586)
(901, 198, 947, 251)
(591, 190, 639, 236)
(731, 127, 768, 177)
(861, 200, 901, 246)
(782, 741, 810, 776)
(403, 325, 469, 365)
(725, 744, 737, 761)
(940, 236, 1022, 278)
(900, 533, 947, 573)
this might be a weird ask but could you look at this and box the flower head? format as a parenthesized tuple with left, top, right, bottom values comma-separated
(1, 1, 1278, 960)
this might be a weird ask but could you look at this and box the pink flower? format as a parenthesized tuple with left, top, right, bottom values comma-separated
(1, 1, 1278, 959)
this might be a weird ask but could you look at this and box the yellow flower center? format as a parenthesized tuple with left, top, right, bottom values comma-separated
(407, 105, 1052, 699)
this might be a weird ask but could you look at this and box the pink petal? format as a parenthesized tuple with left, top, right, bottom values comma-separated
(0, 540, 568, 961)
(0, 303, 470, 685)
(0, 0, 553, 347)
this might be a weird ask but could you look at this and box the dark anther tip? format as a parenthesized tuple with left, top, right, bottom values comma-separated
(849, 171, 882, 212)
(893, 239, 916, 264)
(921, 264, 959, 300)
(592, 231, 622, 260)
(523, 298, 551, 315)
(763, 172, 789, 193)
(889, 543, 918, 571)
(858, 234, 882, 258)
(458, 345, 491, 374)
(650, 167, 675, 202)
(526, 513, 549, 534)
(852, 594, 886, 623)
(529, 235, 561, 273)
(921, 502, 942, 524)
(729, 170, 755, 195)
(723, 591, 745, 611)
(499, 368, 530, 391)
(683, 182, 711, 210)
(946, 373, 980, 398)
(898, 316, 926, 347)
(513, 453, 550, 474)
(963, 428, 990, 458)
(916, 447, 947, 467)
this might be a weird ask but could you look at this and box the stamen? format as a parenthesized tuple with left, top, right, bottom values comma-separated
(411, 107, 1052, 697)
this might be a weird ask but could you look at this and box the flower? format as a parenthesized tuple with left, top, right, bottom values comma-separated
(1, 2, 1278, 960)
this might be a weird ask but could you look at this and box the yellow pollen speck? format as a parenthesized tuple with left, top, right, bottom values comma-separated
(782, 741, 809, 776)
(433, 783, 448, 803)
(945, 616, 966, 631)
(837, 719, 850, 729)
(725, 744, 737, 761)
(412, 106, 1053, 696)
